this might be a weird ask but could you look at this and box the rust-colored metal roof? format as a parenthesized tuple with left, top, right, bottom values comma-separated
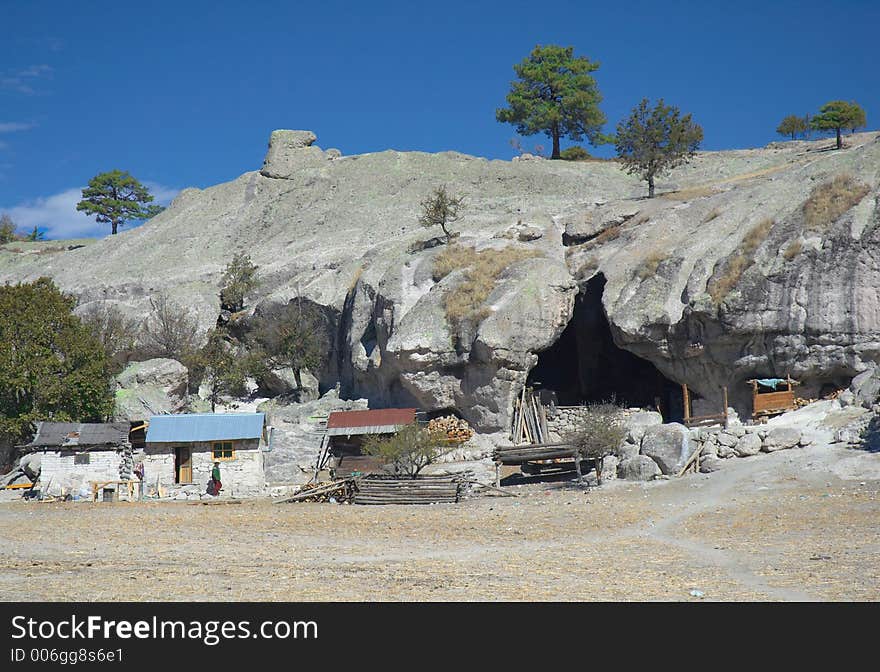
(326, 408, 416, 431)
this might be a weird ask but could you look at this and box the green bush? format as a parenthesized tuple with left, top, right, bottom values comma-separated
(362, 423, 452, 478)
(560, 145, 592, 161)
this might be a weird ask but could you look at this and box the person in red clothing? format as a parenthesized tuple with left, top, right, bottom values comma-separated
(207, 461, 222, 496)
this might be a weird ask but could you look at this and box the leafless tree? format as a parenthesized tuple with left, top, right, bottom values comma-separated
(141, 292, 200, 362)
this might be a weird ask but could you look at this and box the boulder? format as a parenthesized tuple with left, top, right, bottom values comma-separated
(640, 423, 690, 475)
(115, 358, 187, 392)
(114, 358, 189, 421)
(258, 368, 319, 401)
(618, 455, 661, 481)
(762, 426, 801, 452)
(599, 455, 619, 482)
(734, 433, 762, 457)
(716, 432, 738, 448)
(20, 453, 41, 481)
(717, 443, 737, 458)
(624, 411, 663, 444)
(699, 455, 725, 473)
(615, 440, 640, 461)
(851, 368, 880, 408)
(517, 226, 543, 242)
(700, 438, 719, 457)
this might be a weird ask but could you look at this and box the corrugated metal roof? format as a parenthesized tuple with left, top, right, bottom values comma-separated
(326, 424, 409, 437)
(326, 408, 416, 435)
(26, 422, 130, 449)
(146, 413, 265, 443)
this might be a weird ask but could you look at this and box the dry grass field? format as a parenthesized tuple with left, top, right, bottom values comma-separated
(1, 443, 878, 602)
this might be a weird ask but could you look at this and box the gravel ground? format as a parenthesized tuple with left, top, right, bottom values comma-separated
(1, 443, 878, 602)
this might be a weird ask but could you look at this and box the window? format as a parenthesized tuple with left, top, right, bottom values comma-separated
(74, 453, 90, 465)
(212, 442, 235, 461)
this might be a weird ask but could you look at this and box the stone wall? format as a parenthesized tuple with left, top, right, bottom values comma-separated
(142, 438, 265, 499)
(38, 449, 126, 499)
(545, 406, 595, 439)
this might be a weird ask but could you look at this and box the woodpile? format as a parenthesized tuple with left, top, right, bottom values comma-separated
(794, 388, 844, 408)
(353, 474, 469, 505)
(511, 387, 549, 445)
(277, 479, 356, 504)
(427, 415, 474, 443)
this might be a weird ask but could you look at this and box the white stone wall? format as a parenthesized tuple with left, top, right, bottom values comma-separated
(38, 449, 125, 498)
(142, 438, 265, 498)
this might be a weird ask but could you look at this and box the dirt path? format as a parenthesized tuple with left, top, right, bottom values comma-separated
(1, 442, 878, 601)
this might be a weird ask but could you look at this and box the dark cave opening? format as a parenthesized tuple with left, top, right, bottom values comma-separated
(527, 274, 685, 422)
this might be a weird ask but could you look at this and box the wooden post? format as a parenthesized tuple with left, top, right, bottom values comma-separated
(596, 456, 604, 486)
(495, 462, 501, 488)
(722, 386, 729, 428)
(574, 450, 583, 484)
(682, 383, 691, 424)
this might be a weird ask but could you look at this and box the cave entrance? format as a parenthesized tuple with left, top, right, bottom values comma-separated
(527, 274, 684, 422)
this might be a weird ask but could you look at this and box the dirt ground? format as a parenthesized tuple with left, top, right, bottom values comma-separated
(1, 443, 878, 602)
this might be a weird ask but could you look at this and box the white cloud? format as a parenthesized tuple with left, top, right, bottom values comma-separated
(0, 121, 35, 133)
(2, 182, 179, 240)
(0, 64, 52, 95)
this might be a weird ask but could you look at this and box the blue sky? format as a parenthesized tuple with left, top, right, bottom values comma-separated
(1, 0, 877, 238)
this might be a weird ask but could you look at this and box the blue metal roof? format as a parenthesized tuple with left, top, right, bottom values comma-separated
(146, 413, 265, 443)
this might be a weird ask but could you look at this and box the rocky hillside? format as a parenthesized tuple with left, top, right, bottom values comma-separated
(4, 129, 880, 431)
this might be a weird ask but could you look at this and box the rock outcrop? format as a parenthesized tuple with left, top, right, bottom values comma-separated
(114, 358, 189, 420)
(2, 130, 879, 435)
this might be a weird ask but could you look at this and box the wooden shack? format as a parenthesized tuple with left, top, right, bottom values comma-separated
(324, 408, 416, 477)
(748, 377, 798, 419)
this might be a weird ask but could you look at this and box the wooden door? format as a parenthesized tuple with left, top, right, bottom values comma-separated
(175, 447, 192, 484)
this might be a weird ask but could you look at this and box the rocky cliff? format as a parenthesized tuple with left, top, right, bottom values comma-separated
(3, 129, 879, 431)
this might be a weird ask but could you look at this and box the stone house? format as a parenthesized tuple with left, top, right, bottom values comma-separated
(23, 422, 133, 498)
(143, 413, 269, 498)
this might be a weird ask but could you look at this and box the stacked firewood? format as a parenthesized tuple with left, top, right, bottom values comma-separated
(427, 415, 474, 443)
(278, 479, 356, 504)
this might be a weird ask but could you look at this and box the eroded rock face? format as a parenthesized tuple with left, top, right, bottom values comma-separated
(3, 130, 880, 432)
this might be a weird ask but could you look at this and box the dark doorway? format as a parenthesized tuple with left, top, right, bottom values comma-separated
(527, 274, 683, 421)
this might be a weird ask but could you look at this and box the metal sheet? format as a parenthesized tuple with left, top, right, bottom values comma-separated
(146, 413, 265, 443)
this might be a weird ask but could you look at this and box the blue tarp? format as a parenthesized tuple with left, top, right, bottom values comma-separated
(146, 413, 265, 443)
(756, 378, 787, 389)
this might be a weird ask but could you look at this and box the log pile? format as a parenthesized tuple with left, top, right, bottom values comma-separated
(511, 387, 549, 445)
(353, 474, 468, 505)
(427, 415, 474, 443)
(493, 442, 576, 465)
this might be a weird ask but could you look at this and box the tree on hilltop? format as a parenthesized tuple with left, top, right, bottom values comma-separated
(776, 114, 809, 140)
(0, 214, 15, 244)
(811, 101, 866, 149)
(615, 98, 703, 198)
(76, 170, 165, 235)
(496, 44, 607, 159)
